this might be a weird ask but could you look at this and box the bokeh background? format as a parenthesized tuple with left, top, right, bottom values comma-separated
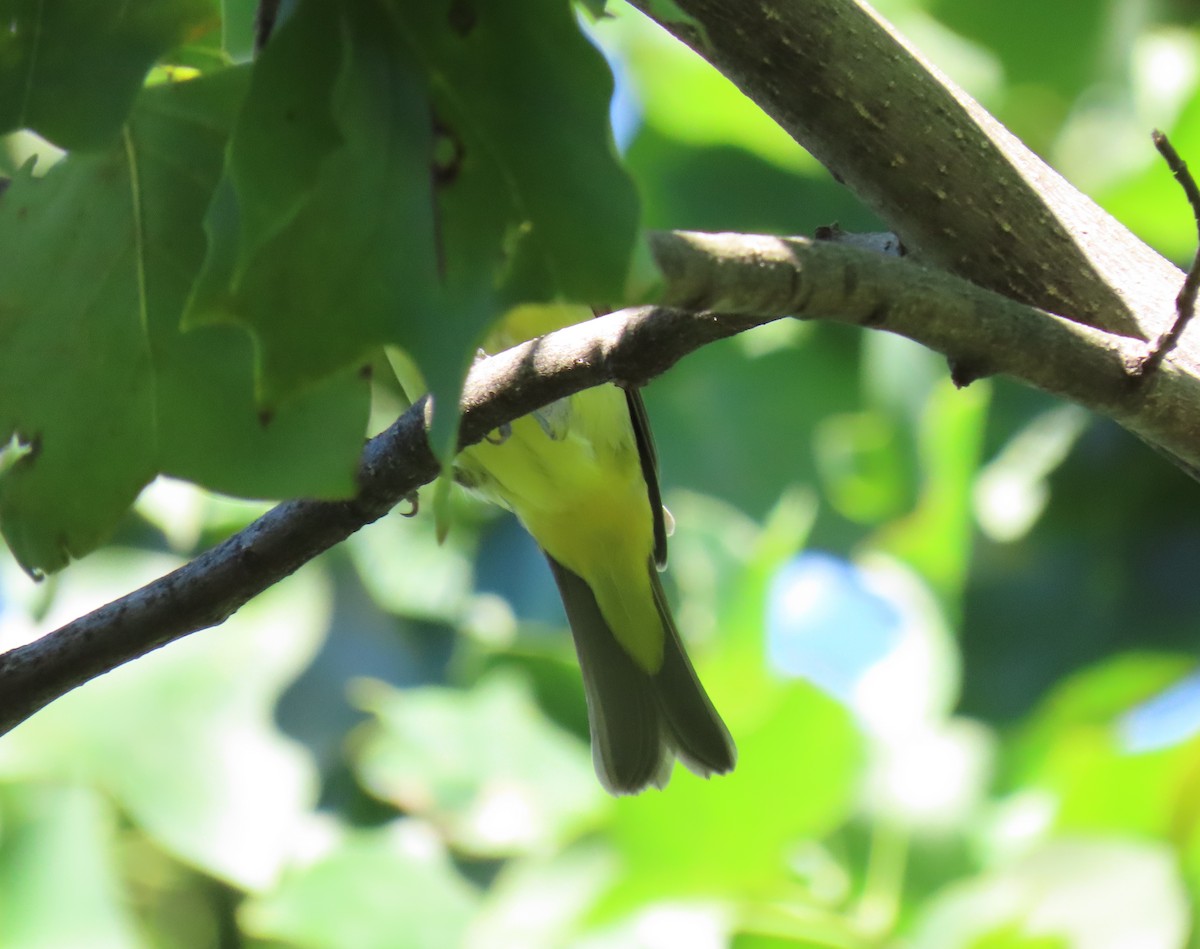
(4, 0, 1200, 946)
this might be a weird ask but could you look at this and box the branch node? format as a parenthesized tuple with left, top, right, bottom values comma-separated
(814, 223, 905, 257)
(947, 355, 991, 389)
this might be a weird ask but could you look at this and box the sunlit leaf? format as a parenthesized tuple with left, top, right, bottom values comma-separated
(241, 821, 480, 949)
(732, 934, 841, 949)
(594, 8, 813, 172)
(0, 783, 144, 949)
(0, 550, 327, 889)
(972, 405, 1090, 543)
(352, 671, 603, 857)
(910, 838, 1188, 949)
(597, 683, 862, 916)
(466, 845, 617, 949)
(1006, 653, 1197, 840)
(346, 500, 479, 624)
(1100, 78, 1200, 263)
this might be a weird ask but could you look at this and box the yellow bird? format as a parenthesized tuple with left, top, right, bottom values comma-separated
(393, 304, 735, 794)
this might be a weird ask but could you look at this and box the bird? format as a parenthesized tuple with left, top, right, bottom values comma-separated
(391, 303, 735, 794)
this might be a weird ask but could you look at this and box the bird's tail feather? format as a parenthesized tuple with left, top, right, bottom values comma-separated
(545, 554, 736, 795)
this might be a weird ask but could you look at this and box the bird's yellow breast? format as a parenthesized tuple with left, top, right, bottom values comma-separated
(460, 382, 665, 672)
(389, 303, 668, 673)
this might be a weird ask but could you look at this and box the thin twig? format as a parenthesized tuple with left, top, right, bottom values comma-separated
(1133, 130, 1200, 378)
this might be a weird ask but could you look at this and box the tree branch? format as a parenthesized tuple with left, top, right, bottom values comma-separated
(626, 0, 1185, 349)
(0, 229, 1190, 737)
(649, 231, 1198, 473)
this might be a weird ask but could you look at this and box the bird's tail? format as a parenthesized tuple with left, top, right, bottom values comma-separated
(545, 554, 736, 795)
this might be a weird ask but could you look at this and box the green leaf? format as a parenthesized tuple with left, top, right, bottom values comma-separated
(345, 495, 479, 623)
(926, 0, 1111, 149)
(187, 0, 445, 408)
(0, 0, 220, 150)
(241, 822, 480, 949)
(600, 10, 810, 173)
(911, 838, 1187, 949)
(873, 374, 991, 606)
(638, 0, 710, 49)
(0, 69, 370, 575)
(219, 0, 260, 62)
(0, 783, 144, 949)
(0, 148, 156, 574)
(1006, 652, 1196, 839)
(814, 410, 909, 523)
(967, 926, 1069, 949)
(466, 846, 618, 948)
(731, 935, 842, 949)
(597, 683, 862, 916)
(0, 550, 326, 889)
(187, 0, 640, 454)
(644, 325, 861, 519)
(1100, 82, 1200, 263)
(665, 488, 813, 700)
(351, 671, 603, 857)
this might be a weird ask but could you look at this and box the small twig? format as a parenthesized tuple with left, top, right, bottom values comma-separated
(1132, 130, 1200, 379)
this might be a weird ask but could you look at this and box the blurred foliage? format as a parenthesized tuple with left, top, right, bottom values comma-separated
(3, 0, 1200, 947)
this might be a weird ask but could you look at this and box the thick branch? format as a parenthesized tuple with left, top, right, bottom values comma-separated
(627, 0, 1185, 351)
(0, 229, 1190, 736)
(652, 232, 1200, 472)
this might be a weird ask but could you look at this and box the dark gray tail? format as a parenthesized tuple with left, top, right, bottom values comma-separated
(545, 554, 736, 795)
